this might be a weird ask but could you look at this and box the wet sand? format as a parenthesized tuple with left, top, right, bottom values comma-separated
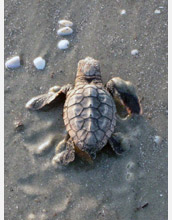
(5, 0, 167, 219)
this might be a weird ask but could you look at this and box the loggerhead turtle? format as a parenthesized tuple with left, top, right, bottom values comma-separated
(26, 57, 141, 165)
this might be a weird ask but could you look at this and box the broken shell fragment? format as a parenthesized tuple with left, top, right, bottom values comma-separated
(154, 135, 162, 145)
(131, 49, 139, 56)
(33, 57, 46, 70)
(57, 40, 70, 50)
(58, 20, 73, 27)
(120, 9, 126, 15)
(154, 9, 161, 14)
(57, 27, 73, 36)
(5, 56, 21, 69)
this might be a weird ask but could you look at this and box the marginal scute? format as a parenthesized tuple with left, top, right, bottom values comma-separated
(75, 88, 84, 94)
(69, 129, 76, 138)
(106, 129, 112, 138)
(102, 135, 108, 145)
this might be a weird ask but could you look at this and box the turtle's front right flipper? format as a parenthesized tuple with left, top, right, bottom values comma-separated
(106, 77, 141, 114)
(25, 84, 73, 110)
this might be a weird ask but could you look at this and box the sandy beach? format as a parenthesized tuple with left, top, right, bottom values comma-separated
(5, 0, 167, 219)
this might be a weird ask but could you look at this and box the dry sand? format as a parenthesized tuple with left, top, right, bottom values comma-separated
(5, 0, 167, 219)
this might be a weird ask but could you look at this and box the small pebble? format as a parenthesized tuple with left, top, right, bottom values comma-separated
(57, 27, 73, 36)
(33, 57, 46, 70)
(5, 56, 21, 69)
(154, 135, 162, 145)
(154, 9, 161, 14)
(58, 19, 73, 27)
(120, 9, 126, 15)
(57, 39, 70, 50)
(131, 49, 139, 56)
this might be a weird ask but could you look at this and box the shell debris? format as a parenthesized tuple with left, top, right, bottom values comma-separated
(131, 49, 139, 56)
(154, 9, 161, 14)
(5, 56, 21, 69)
(154, 135, 162, 145)
(120, 9, 126, 15)
(58, 19, 73, 27)
(57, 27, 73, 36)
(33, 57, 46, 70)
(57, 39, 70, 50)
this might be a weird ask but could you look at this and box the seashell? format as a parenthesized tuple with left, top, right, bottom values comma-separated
(57, 27, 73, 36)
(120, 9, 126, 15)
(58, 19, 73, 27)
(131, 49, 139, 56)
(5, 56, 21, 69)
(154, 135, 162, 145)
(33, 57, 46, 70)
(57, 39, 70, 50)
(154, 9, 161, 14)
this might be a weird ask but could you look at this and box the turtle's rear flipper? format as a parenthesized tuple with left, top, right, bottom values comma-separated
(106, 77, 141, 114)
(109, 132, 131, 155)
(52, 137, 75, 166)
(25, 84, 72, 110)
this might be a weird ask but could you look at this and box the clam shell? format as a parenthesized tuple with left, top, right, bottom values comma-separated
(57, 39, 69, 50)
(5, 56, 21, 69)
(58, 20, 73, 27)
(120, 9, 126, 15)
(131, 49, 139, 56)
(57, 27, 73, 36)
(33, 57, 46, 70)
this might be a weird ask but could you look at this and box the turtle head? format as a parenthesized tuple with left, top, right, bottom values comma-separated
(76, 57, 101, 80)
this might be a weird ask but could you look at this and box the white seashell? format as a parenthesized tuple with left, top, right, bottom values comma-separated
(57, 39, 70, 50)
(154, 9, 161, 14)
(154, 135, 162, 145)
(58, 19, 73, 27)
(57, 27, 73, 36)
(5, 56, 21, 69)
(131, 49, 139, 56)
(120, 9, 126, 15)
(33, 57, 46, 70)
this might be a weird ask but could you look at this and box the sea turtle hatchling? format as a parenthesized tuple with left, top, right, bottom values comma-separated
(26, 57, 141, 166)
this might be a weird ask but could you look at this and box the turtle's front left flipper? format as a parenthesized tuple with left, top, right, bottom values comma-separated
(25, 84, 73, 110)
(106, 77, 141, 114)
